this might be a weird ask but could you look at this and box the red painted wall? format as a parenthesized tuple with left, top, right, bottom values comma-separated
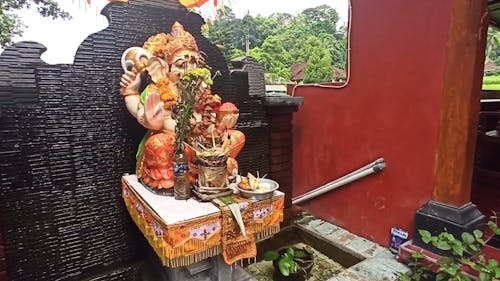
(292, 0, 454, 245)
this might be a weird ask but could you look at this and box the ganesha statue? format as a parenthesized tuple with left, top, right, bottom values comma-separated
(119, 22, 245, 194)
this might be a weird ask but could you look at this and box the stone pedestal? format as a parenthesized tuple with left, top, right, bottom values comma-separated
(161, 256, 231, 281)
(414, 201, 484, 254)
(143, 251, 254, 281)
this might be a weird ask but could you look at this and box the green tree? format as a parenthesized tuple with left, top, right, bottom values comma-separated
(248, 47, 263, 62)
(269, 12, 293, 27)
(229, 48, 245, 60)
(0, 0, 70, 47)
(318, 33, 347, 70)
(253, 16, 280, 47)
(299, 36, 333, 83)
(331, 37, 347, 70)
(220, 14, 280, 53)
(250, 35, 292, 83)
(206, 7, 239, 60)
(280, 16, 310, 60)
(301, 5, 339, 35)
(486, 26, 500, 63)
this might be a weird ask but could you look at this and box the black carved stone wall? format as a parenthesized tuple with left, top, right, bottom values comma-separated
(0, 1, 268, 280)
(228, 57, 269, 174)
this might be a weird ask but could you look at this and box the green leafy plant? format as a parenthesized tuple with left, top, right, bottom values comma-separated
(397, 213, 500, 281)
(396, 252, 432, 281)
(264, 247, 313, 277)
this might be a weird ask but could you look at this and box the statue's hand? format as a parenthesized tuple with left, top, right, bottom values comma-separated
(120, 71, 140, 96)
(145, 93, 165, 131)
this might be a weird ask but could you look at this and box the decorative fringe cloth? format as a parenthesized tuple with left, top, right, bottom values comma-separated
(122, 177, 284, 267)
(123, 183, 222, 267)
(255, 225, 281, 241)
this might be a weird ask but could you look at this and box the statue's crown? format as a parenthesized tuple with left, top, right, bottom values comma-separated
(165, 22, 199, 63)
(142, 22, 199, 64)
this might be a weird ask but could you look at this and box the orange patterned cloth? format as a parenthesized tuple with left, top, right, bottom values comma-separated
(121, 176, 284, 267)
(210, 194, 284, 264)
(213, 196, 256, 264)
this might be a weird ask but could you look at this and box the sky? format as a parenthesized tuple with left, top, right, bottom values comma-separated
(12, 0, 349, 64)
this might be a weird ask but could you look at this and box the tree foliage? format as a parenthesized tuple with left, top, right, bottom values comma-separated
(206, 5, 347, 84)
(301, 4, 339, 35)
(0, 0, 71, 47)
(300, 36, 333, 83)
(486, 26, 500, 64)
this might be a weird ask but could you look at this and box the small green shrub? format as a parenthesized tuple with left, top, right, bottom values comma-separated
(396, 252, 432, 281)
(264, 247, 312, 277)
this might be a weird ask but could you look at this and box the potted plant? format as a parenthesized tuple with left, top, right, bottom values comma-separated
(264, 246, 314, 281)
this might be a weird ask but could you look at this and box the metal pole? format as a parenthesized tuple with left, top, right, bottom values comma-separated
(292, 158, 386, 205)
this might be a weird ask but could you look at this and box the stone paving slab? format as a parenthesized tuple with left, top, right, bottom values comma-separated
(349, 251, 410, 281)
(344, 236, 377, 257)
(359, 243, 388, 259)
(327, 268, 370, 281)
(315, 221, 338, 235)
(296, 212, 410, 281)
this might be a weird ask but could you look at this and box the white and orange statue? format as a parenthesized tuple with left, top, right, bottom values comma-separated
(119, 22, 245, 197)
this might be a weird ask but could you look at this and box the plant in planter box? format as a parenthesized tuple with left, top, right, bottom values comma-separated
(397, 213, 500, 281)
(264, 247, 314, 281)
(396, 251, 434, 281)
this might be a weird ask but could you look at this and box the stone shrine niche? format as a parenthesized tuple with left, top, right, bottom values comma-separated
(0, 1, 268, 280)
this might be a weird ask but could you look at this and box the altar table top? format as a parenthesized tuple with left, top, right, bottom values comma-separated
(122, 174, 221, 225)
